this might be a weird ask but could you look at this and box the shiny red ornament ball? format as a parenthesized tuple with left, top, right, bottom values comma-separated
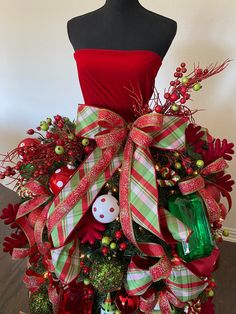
(115, 291, 140, 314)
(18, 138, 40, 149)
(154, 105, 162, 113)
(170, 93, 179, 101)
(101, 246, 109, 255)
(115, 230, 123, 240)
(49, 166, 75, 194)
(119, 242, 127, 251)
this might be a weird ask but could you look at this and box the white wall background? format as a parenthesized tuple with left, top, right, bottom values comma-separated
(0, 0, 235, 229)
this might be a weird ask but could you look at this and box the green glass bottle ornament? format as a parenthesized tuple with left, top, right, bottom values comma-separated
(168, 193, 214, 262)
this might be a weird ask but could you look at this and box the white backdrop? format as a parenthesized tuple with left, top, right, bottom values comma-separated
(0, 0, 236, 229)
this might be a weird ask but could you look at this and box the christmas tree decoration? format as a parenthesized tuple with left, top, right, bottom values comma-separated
(168, 193, 214, 262)
(92, 192, 120, 223)
(89, 255, 124, 292)
(0, 59, 234, 314)
(29, 289, 53, 314)
(101, 293, 116, 314)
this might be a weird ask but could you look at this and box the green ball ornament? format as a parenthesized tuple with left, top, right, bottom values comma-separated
(84, 278, 91, 285)
(46, 118, 52, 125)
(174, 162, 182, 170)
(68, 133, 75, 140)
(171, 103, 179, 112)
(40, 121, 49, 131)
(102, 236, 112, 246)
(110, 242, 117, 250)
(29, 289, 53, 314)
(193, 83, 202, 91)
(82, 138, 90, 146)
(89, 255, 124, 292)
(55, 145, 64, 155)
(182, 76, 189, 84)
(196, 159, 204, 168)
(223, 229, 229, 237)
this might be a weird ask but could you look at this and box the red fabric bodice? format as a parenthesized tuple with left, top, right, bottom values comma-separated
(74, 49, 162, 122)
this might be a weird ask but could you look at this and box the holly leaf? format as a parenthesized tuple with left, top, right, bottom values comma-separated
(212, 171, 235, 192)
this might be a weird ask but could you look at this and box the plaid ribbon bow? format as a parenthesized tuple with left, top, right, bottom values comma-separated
(44, 104, 187, 283)
(126, 256, 208, 313)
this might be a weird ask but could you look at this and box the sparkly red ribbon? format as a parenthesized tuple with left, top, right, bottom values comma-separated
(178, 158, 228, 223)
(23, 268, 60, 305)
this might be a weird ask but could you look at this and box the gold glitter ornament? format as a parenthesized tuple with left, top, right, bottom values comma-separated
(89, 255, 124, 292)
(29, 289, 53, 314)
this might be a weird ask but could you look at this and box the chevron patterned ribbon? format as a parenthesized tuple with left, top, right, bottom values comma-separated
(178, 157, 229, 223)
(45, 105, 187, 283)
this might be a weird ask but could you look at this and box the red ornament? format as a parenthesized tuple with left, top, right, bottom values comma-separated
(115, 230, 123, 240)
(119, 242, 127, 251)
(115, 290, 140, 314)
(49, 166, 75, 194)
(154, 105, 162, 113)
(170, 93, 179, 101)
(102, 246, 109, 255)
(18, 138, 40, 159)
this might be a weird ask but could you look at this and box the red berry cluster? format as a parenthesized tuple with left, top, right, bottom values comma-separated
(0, 114, 86, 185)
(101, 230, 127, 256)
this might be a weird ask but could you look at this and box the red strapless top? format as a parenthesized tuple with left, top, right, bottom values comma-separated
(74, 49, 162, 122)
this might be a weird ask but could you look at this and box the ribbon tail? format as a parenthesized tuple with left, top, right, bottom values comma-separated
(48, 146, 122, 247)
(51, 237, 80, 285)
(164, 209, 192, 243)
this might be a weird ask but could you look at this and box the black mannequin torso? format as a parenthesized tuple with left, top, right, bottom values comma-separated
(67, 0, 177, 59)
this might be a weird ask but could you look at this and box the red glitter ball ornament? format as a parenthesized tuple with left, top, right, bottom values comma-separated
(115, 290, 139, 314)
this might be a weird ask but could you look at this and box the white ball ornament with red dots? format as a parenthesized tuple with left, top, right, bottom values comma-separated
(92, 192, 120, 223)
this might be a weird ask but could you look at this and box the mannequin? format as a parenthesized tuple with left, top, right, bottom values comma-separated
(67, 0, 177, 59)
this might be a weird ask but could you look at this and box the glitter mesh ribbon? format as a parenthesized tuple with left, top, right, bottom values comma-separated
(178, 157, 229, 223)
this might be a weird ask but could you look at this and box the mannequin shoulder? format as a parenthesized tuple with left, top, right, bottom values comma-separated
(67, 7, 103, 31)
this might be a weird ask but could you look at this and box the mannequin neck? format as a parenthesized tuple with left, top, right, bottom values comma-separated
(104, 0, 141, 11)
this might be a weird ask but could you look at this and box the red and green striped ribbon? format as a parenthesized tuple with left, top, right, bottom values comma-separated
(46, 105, 187, 283)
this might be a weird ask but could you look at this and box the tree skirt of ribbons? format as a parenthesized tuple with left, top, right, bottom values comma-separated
(0, 60, 234, 314)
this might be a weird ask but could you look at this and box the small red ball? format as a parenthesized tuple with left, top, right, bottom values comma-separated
(170, 81, 175, 86)
(54, 115, 62, 122)
(182, 68, 187, 73)
(102, 246, 109, 255)
(27, 129, 35, 135)
(176, 67, 181, 72)
(181, 62, 186, 67)
(154, 105, 162, 113)
(186, 168, 194, 175)
(180, 98, 186, 104)
(164, 92, 170, 99)
(115, 230, 123, 240)
(84, 146, 93, 154)
(119, 242, 127, 251)
(83, 267, 90, 275)
(170, 93, 179, 101)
